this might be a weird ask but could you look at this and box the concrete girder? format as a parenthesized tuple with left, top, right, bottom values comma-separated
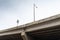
(0, 18, 60, 36)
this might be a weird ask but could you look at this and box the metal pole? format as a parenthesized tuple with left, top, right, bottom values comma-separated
(33, 4, 35, 22)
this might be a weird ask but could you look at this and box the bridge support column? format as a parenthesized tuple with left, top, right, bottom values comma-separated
(21, 29, 29, 40)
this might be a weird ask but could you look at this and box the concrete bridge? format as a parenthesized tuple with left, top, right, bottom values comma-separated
(0, 14, 60, 40)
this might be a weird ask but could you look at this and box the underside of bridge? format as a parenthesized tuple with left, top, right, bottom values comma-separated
(27, 25, 60, 40)
(0, 25, 60, 40)
(0, 33, 23, 40)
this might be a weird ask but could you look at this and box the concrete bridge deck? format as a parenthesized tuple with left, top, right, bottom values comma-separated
(0, 14, 60, 40)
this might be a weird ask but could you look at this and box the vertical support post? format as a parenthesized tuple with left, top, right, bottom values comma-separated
(21, 29, 29, 40)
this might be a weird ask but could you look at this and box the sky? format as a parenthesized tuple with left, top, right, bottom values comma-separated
(0, 0, 60, 30)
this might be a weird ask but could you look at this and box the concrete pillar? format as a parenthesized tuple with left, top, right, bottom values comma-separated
(21, 29, 29, 40)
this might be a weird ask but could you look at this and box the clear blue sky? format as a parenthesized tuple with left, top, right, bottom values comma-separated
(0, 0, 60, 30)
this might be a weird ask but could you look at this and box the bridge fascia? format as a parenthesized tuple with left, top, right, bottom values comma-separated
(0, 14, 60, 36)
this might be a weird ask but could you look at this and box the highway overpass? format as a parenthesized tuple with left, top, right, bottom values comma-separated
(0, 14, 60, 40)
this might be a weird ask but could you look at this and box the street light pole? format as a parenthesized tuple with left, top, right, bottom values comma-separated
(33, 3, 37, 22)
(33, 4, 35, 22)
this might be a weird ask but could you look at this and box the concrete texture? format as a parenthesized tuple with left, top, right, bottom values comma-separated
(0, 14, 60, 40)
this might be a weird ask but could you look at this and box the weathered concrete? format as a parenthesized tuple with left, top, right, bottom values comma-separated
(0, 14, 60, 36)
(0, 14, 60, 40)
